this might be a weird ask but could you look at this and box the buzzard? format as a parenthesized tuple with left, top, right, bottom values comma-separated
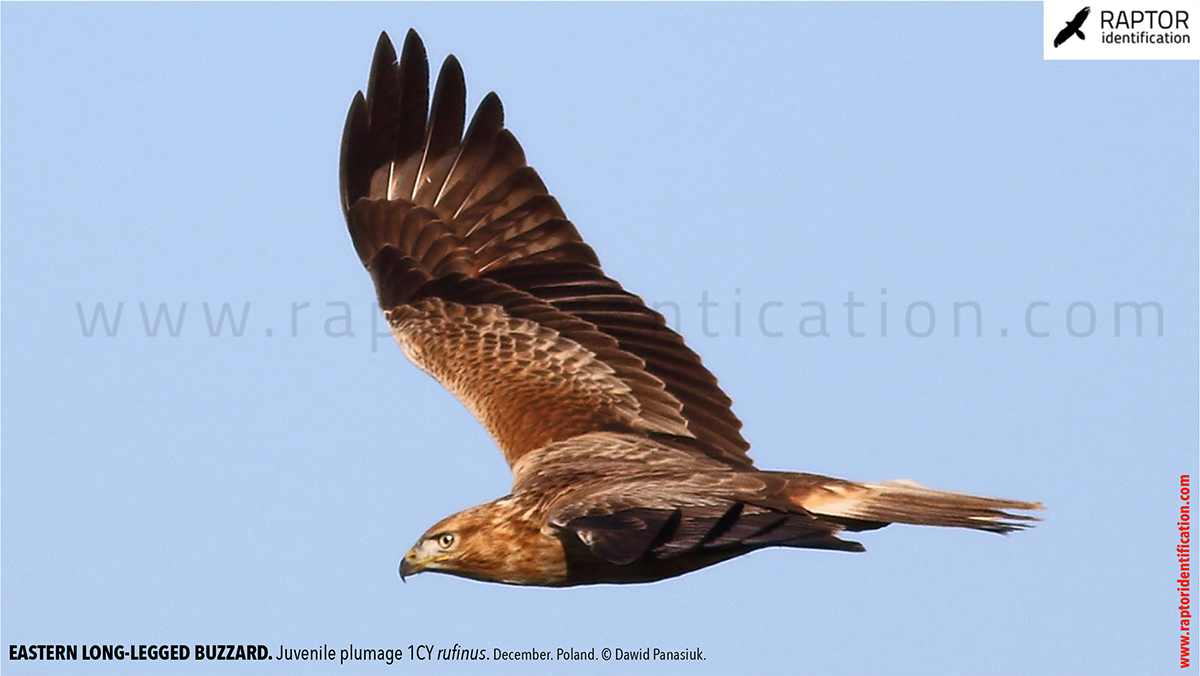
(340, 30, 1042, 586)
(1054, 6, 1091, 48)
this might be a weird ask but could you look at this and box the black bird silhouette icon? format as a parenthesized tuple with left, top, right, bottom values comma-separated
(1054, 6, 1091, 48)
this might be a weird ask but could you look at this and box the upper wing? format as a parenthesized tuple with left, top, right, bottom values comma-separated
(339, 30, 752, 470)
(1073, 6, 1091, 28)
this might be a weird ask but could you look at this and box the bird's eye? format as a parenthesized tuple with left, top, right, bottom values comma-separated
(437, 533, 455, 549)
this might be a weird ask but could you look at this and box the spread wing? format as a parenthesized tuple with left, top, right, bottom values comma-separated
(1072, 6, 1091, 28)
(339, 30, 752, 470)
(548, 475, 864, 565)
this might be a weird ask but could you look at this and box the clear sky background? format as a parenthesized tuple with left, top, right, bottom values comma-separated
(3, 3, 1197, 675)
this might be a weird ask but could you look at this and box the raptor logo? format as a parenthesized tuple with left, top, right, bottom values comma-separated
(1054, 6, 1092, 47)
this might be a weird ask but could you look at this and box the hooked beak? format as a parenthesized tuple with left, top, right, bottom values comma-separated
(399, 549, 419, 582)
(399, 537, 455, 582)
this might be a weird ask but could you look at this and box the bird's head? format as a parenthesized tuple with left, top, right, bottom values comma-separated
(398, 499, 567, 585)
(399, 509, 480, 581)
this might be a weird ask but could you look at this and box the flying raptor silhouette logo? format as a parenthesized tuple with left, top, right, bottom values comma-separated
(1054, 6, 1091, 48)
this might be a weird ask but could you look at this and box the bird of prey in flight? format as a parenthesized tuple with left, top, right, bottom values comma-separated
(1054, 6, 1091, 48)
(339, 29, 1042, 586)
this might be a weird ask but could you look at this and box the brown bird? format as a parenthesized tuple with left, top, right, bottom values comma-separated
(1054, 6, 1091, 48)
(340, 29, 1043, 586)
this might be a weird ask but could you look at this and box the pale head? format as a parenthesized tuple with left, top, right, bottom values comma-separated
(398, 499, 568, 586)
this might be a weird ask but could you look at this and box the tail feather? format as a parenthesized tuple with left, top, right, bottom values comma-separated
(796, 478, 1043, 534)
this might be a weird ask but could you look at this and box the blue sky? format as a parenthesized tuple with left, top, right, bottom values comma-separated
(2, 3, 1197, 675)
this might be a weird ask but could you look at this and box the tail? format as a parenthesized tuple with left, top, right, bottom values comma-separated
(791, 477, 1043, 534)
